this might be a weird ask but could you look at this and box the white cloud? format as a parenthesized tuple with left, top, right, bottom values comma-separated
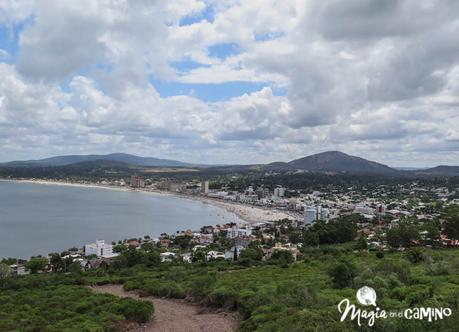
(0, 0, 458, 166)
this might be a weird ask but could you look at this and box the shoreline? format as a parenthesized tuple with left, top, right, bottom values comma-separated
(0, 178, 295, 224)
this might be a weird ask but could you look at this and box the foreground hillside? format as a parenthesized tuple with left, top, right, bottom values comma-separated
(1, 245, 458, 331)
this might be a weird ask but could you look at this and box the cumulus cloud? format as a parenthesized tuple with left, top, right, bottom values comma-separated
(0, 0, 458, 166)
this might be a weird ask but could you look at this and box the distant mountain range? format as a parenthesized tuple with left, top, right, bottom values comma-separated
(1, 151, 458, 176)
(415, 165, 459, 175)
(2, 153, 194, 168)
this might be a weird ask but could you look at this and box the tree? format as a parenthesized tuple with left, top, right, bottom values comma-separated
(25, 257, 48, 274)
(68, 261, 82, 274)
(422, 220, 440, 246)
(405, 248, 424, 264)
(173, 235, 193, 249)
(329, 262, 356, 288)
(233, 247, 238, 261)
(387, 223, 420, 248)
(113, 244, 126, 253)
(1, 258, 17, 265)
(49, 253, 63, 272)
(387, 227, 401, 248)
(270, 250, 294, 264)
(444, 213, 459, 240)
(192, 250, 206, 262)
(141, 242, 156, 252)
(123, 246, 144, 267)
(355, 235, 368, 251)
(303, 231, 319, 247)
(143, 251, 160, 267)
(375, 251, 384, 259)
(0, 263, 11, 279)
(239, 248, 263, 261)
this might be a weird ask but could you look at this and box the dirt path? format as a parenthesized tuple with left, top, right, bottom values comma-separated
(90, 284, 239, 332)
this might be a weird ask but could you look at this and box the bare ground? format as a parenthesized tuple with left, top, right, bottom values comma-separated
(90, 284, 240, 332)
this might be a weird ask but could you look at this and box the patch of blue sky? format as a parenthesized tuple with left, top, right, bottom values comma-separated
(179, 4, 214, 26)
(0, 17, 35, 62)
(150, 76, 279, 102)
(208, 42, 239, 59)
(171, 58, 209, 73)
(0, 26, 18, 62)
(271, 86, 287, 97)
(255, 31, 285, 42)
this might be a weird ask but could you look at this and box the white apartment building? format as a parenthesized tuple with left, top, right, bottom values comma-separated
(273, 186, 286, 198)
(304, 206, 317, 225)
(84, 240, 118, 258)
(304, 205, 330, 225)
(201, 180, 209, 194)
(226, 225, 252, 239)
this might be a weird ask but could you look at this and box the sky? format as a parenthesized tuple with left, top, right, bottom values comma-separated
(0, 0, 458, 167)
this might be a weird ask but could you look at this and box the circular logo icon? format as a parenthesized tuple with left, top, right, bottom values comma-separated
(356, 286, 377, 306)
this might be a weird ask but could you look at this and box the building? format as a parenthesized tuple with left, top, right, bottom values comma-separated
(206, 250, 225, 261)
(226, 225, 252, 239)
(320, 207, 330, 220)
(224, 245, 245, 261)
(304, 206, 317, 225)
(376, 204, 386, 215)
(256, 187, 270, 200)
(160, 252, 176, 262)
(9, 264, 29, 276)
(273, 186, 285, 198)
(130, 175, 145, 188)
(201, 180, 209, 194)
(84, 240, 118, 258)
(304, 205, 330, 224)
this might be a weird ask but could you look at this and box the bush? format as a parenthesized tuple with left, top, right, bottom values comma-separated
(239, 248, 263, 261)
(270, 250, 294, 265)
(115, 298, 154, 323)
(405, 248, 425, 264)
(328, 261, 357, 288)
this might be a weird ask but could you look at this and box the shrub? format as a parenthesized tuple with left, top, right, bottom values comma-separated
(328, 261, 357, 288)
(115, 298, 154, 324)
(405, 248, 425, 264)
(270, 250, 294, 265)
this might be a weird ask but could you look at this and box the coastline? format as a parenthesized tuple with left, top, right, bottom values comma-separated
(0, 178, 295, 224)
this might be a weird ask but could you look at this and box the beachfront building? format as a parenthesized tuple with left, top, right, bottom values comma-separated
(226, 225, 252, 239)
(84, 240, 118, 258)
(201, 180, 209, 194)
(273, 186, 285, 198)
(130, 175, 145, 188)
(304, 206, 317, 225)
(304, 205, 330, 225)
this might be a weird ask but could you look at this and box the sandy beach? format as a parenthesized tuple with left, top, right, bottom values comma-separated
(193, 197, 295, 223)
(1, 178, 295, 224)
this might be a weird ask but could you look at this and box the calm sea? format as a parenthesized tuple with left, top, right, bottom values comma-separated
(0, 180, 241, 259)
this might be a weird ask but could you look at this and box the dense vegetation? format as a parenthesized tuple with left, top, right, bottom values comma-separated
(0, 277, 153, 331)
(3, 244, 457, 331)
(109, 246, 459, 331)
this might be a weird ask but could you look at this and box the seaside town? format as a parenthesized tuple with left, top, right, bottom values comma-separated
(3, 174, 458, 276)
(3, 1, 459, 330)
